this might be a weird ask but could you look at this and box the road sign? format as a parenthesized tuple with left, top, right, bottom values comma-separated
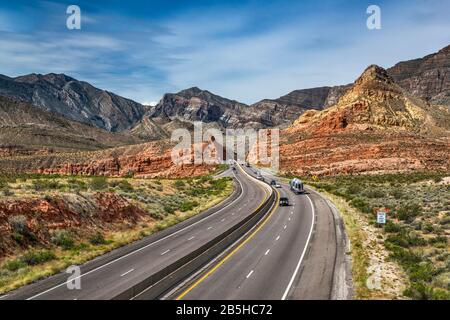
(377, 211, 386, 224)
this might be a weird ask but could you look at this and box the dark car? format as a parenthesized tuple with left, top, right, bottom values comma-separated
(270, 179, 277, 186)
(279, 197, 290, 206)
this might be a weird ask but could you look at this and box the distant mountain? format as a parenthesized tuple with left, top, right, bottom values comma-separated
(249, 85, 352, 128)
(278, 65, 450, 176)
(387, 44, 450, 106)
(143, 87, 270, 132)
(0, 73, 147, 132)
(0, 96, 142, 154)
(250, 44, 450, 128)
(288, 65, 450, 135)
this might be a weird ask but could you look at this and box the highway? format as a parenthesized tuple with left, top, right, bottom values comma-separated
(172, 166, 341, 300)
(5, 164, 271, 300)
(5, 163, 345, 300)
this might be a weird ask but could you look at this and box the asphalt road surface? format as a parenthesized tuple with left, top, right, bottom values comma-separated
(173, 166, 340, 300)
(4, 164, 270, 300)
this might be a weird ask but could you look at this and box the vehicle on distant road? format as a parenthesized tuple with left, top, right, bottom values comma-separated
(279, 197, 290, 206)
(256, 173, 265, 182)
(290, 178, 304, 194)
(245, 162, 250, 167)
(270, 179, 282, 188)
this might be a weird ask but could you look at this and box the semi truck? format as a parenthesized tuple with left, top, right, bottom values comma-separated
(290, 178, 304, 194)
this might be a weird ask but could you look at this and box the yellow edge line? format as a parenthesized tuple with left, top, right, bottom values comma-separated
(176, 172, 280, 300)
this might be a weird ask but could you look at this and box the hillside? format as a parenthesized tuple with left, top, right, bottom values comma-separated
(0, 96, 143, 155)
(279, 65, 450, 176)
(0, 73, 147, 132)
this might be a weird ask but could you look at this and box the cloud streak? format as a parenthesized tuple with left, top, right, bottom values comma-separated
(0, 0, 449, 104)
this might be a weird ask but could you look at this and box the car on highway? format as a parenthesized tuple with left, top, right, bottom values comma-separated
(270, 179, 282, 188)
(279, 197, 290, 206)
(257, 175, 265, 182)
(290, 178, 304, 194)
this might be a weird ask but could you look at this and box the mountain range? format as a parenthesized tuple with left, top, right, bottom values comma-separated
(0, 73, 147, 132)
(0, 44, 449, 175)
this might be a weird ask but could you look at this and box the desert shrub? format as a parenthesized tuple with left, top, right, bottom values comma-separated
(2, 259, 26, 272)
(345, 184, 362, 195)
(51, 230, 75, 250)
(422, 223, 434, 233)
(428, 236, 448, 245)
(163, 205, 175, 214)
(89, 232, 107, 245)
(67, 178, 87, 191)
(8, 215, 28, 234)
(89, 177, 108, 190)
(363, 188, 386, 198)
(386, 229, 426, 248)
(386, 243, 422, 266)
(179, 201, 199, 212)
(431, 288, 450, 300)
(117, 180, 133, 192)
(384, 220, 402, 233)
(32, 179, 61, 191)
(397, 203, 421, 222)
(2, 188, 14, 196)
(404, 282, 433, 300)
(173, 180, 186, 188)
(349, 197, 371, 214)
(390, 189, 404, 199)
(20, 250, 56, 266)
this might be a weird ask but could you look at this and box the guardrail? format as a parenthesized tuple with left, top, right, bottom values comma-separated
(113, 169, 276, 300)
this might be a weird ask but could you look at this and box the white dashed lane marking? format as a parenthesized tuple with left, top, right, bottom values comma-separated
(120, 269, 134, 277)
(264, 249, 270, 256)
(161, 249, 170, 256)
(246, 270, 254, 278)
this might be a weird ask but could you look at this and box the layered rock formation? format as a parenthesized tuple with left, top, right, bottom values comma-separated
(0, 140, 217, 178)
(0, 193, 149, 254)
(279, 65, 450, 176)
(387, 44, 450, 106)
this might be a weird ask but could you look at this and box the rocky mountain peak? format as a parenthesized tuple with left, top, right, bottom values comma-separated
(354, 65, 394, 87)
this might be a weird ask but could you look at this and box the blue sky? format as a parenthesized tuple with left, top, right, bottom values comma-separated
(0, 0, 449, 104)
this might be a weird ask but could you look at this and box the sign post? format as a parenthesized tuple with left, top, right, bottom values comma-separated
(377, 211, 386, 226)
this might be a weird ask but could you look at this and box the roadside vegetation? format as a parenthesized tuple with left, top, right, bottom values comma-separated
(0, 173, 233, 294)
(305, 172, 449, 300)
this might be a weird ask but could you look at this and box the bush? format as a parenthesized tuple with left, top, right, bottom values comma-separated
(173, 180, 186, 188)
(32, 179, 61, 191)
(428, 236, 448, 245)
(51, 230, 75, 250)
(117, 180, 133, 192)
(89, 232, 107, 245)
(363, 188, 386, 198)
(163, 205, 175, 214)
(2, 259, 27, 272)
(345, 184, 362, 195)
(397, 203, 421, 222)
(89, 177, 108, 190)
(386, 231, 426, 248)
(384, 220, 402, 233)
(404, 282, 433, 300)
(349, 197, 371, 214)
(179, 201, 199, 212)
(8, 215, 28, 234)
(20, 250, 56, 266)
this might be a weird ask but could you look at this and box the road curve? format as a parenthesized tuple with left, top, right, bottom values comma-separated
(172, 166, 339, 300)
(5, 165, 269, 300)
